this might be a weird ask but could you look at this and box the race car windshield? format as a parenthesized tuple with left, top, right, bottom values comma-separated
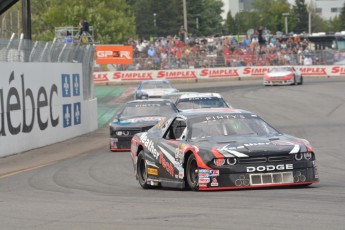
(140, 82, 173, 90)
(270, 67, 293, 72)
(177, 98, 228, 110)
(190, 116, 280, 140)
(121, 103, 176, 117)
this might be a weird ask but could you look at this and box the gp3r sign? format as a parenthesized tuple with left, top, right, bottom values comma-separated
(95, 45, 133, 65)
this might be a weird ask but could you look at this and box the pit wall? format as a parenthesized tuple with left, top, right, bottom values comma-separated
(93, 65, 345, 83)
(0, 63, 98, 157)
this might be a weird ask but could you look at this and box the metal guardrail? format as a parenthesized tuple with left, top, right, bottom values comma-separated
(0, 33, 95, 100)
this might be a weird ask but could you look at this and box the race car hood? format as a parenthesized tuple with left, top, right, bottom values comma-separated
(194, 135, 309, 158)
(111, 116, 164, 127)
(265, 71, 292, 77)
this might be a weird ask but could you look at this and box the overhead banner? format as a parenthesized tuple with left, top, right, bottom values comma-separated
(95, 45, 133, 65)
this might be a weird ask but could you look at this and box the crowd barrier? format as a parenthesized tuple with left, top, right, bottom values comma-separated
(93, 65, 345, 84)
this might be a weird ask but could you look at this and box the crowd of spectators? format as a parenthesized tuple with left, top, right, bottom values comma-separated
(118, 28, 329, 71)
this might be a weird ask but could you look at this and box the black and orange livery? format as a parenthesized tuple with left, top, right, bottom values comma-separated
(130, 108, 319, 191)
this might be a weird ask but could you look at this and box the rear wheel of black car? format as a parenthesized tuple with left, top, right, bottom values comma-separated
(186, 154, 199, 191)
(137, 151, 151, 189)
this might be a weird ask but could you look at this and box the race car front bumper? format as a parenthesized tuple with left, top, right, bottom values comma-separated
(197, 161, 319, 190)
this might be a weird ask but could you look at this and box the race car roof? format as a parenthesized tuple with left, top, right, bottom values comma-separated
(178, 108, 254, 118)
(178, 92, 222, 99)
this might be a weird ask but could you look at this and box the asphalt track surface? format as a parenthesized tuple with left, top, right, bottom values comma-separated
(1, 78, 345, 230)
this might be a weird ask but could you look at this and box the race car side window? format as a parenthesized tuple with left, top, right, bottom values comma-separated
(163, 118, 187, 140)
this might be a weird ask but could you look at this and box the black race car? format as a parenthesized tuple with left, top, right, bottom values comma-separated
(109, 99, 178, 151)
(130, 108, 319, 191)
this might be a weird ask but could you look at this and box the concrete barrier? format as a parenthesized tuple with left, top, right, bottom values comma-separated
(0, 63, 97, 157)
(93, 65, 345, 84)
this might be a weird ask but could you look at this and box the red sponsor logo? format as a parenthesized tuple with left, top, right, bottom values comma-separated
(211, 178, 218, 186)
(157, 70, 197, 79)
(331, 66, 345, 75)
(159, 153, 174, 177)
(243, 67, 271, 76)
(93, 73, 109, 82)
(112, 72, 153, 80)
(199, 183, 207, 188)
(298, 67, 327, 76)
(200, 68, 239, 78)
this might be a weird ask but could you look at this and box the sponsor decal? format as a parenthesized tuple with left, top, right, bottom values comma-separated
(214, 159, 225, 167)
(209, 170, 219, 177)
(157, 70, 197, 79)
(199, 183, 207, 188)
(199, 177, 210, 183)
(1, 71, 60, 136)
(113, 72, 153, 81)
(198, 173, 209, 178)
(178, 171, 184, 179)
(211, 178, 218, 186)
(62, 74, 82, 128)
(140, 133, 160, 159)
(159, 152, 174, 177)
(93, 73, 109, 82)
(243, 67, 271, 76)
(0, 72, 81, 136)
(147, 167, 158, 176)
(297, 67, 327, 76)
(200, 68, 239, 78)
(331, 66, 345, 75)
(246, 164, 293, 173)
(205, 114, 245, 121)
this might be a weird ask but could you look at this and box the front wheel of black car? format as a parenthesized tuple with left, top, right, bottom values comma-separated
(137, 151, 151, 189)
(186, 154, 199, 191)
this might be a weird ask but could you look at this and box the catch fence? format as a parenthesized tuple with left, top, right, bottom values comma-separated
(0, 33, 95, 100)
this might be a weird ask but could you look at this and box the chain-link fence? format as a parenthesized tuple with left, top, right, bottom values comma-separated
(0, 33, 95, 100)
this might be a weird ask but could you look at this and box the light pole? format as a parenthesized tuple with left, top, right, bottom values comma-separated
(282, 13, 289, 35)
(153, 13, 157, 27)
(183, 0, 188, 39)
(195, 14, 200, 30)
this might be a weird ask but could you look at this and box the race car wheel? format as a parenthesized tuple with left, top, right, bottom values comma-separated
(298, 76, 304, 85)
(186, 154, 199, 191)
(293, 75, 298, 85)
(137, 151, 151, 189)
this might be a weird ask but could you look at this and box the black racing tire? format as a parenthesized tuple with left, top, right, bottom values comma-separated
(293, 75, 298, 85)
(137, 150, 151, 189)
(186, 154, 199, 191)
(298, 75, 304, 85)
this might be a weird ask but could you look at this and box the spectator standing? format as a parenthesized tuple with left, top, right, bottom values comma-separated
(257, 26, 266, 47)
(303, 55, 313, 65)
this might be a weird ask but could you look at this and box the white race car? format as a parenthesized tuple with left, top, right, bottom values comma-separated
(134, 80, 178, 99)
(264, 66, 303, 86)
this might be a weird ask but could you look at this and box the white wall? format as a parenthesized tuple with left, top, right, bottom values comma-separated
(0, 63, 97, 157)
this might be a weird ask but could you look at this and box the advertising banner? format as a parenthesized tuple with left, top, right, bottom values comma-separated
(95, 45, 133, 65)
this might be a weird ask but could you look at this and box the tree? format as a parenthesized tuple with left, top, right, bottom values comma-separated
(29, 0, 136, 44)
(292, 0, 308, 33)
(198, 0, 223, 35)
(339, 2, 345, 31)
(223, 11, 235, 34)
(251, 0, 292, 33)
(233, 11, 261, 35)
